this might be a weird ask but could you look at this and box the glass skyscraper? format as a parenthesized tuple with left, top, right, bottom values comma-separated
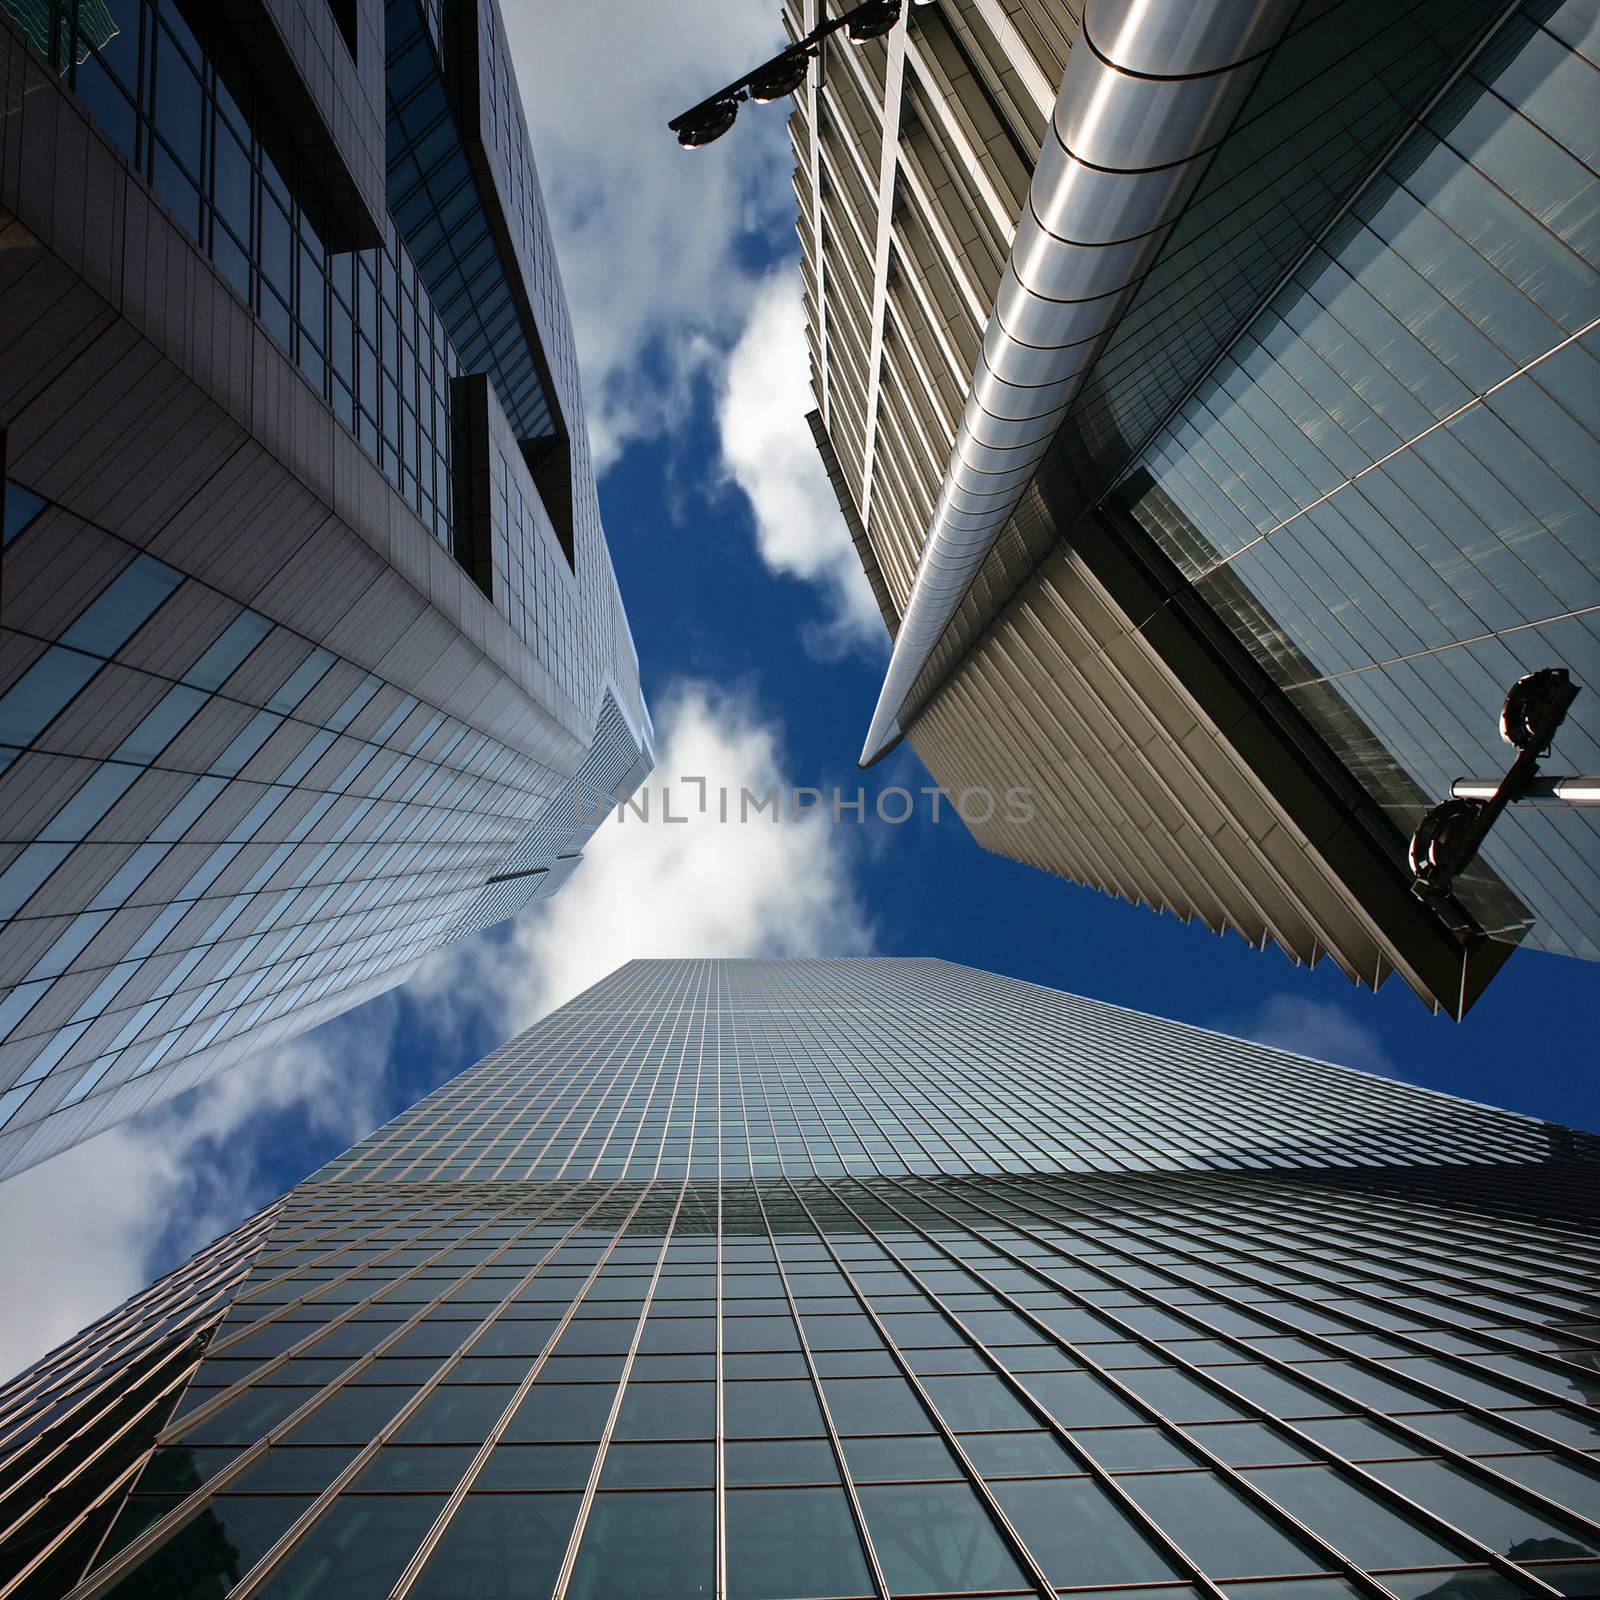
(0, 0, 652, 1179)
(792, 0, 1598, 1015)
(2, 958, 1597, 1598)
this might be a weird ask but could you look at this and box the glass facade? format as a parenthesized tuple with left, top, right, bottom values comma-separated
(0, 0, 653, 1177)
(3, 959, 1597, 1598)
(1111, 0, 1600, 960)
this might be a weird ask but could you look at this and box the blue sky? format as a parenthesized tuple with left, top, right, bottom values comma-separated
(1, 1, 1596, 1379)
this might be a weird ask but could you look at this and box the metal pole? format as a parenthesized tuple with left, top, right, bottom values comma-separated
(1450, 774, 1600, 805)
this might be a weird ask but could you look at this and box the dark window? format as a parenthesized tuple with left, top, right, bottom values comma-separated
(567, 1490, 715, 1600)
(991, 1476, 1178, 1585)
(101, 1497, 312, 1600)
(410, 1494, 580, 1599)
(857, 1481, 1026, 1594)
(725, 1486, 874, 1600)
(326, 0, 356, 62)
(249, 1494, 444, 1599)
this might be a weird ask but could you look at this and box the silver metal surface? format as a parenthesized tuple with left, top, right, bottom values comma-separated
(1452, 775, 1600, 805)
(859, 0, 1295, 765)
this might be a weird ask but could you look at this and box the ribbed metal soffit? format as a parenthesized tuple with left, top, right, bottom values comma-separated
(859, 0, 1298, 765)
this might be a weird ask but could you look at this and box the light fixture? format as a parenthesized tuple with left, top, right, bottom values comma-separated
(747, 49, 813, 103)
(670, 0, 906, 149)
(847, 0, 902, 40)
(674, 99, 740, 149)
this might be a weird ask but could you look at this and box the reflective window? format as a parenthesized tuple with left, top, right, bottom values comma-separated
(726, 1486, 874, 1600)
(3, 477, 47, 543)
(250, 1494, 444, 1599)
(1245, 1464, 1470, 1566)
(725, 1378, 826, 1437)
(566, 1490, 714, 1600)
(0, 649, 101, 748)
(858, 1480, 1026, 1593)
(59, 555, 184, 657)
(1367, 1458, 1600, 1557)
(1119, 1471, 1323, 1577)
(409, 1493, 580, 1600)
(992, 1476, 1178, 1584)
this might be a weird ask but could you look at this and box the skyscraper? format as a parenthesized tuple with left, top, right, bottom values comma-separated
(4, 957, 1597, 1598)
(0, 0, 652, 1179)
(790, 0, 1599, 1015)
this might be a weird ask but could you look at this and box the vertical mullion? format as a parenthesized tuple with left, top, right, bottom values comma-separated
(783, 1178, 1056, 1600)
(747, 1181, 893, 1600)
(68, 1181, 611, 1600)
(714, 962, 728, 1599)
(538, 1177, 694, 1600)
(379, 1178, 654, 1599)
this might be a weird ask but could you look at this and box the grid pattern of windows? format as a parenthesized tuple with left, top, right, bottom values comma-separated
(386, 0, 557, 450)
(9, 0, 463, 542)
(324, 960, 1579, 1185)
(4, 959, 1597, 1599)
(0, 489, 647, 1177)
(1114, 0, 1600, 961)
(0, 0, 654, 1175)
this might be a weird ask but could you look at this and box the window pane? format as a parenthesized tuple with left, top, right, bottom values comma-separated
(992, 1475, 1178, 1584)
(3, 479, 47, 543)
(566, 1490, 714, 1600)
(228, 1447, 360, 1493)
(0, 649, 100, 747)
(612, 1381, 713, 1440)
(858, 1481, 1026, 1594)
(352, 1446, 477, 1491)
(923, 1373, 1037, 1430)
(100, 1497, 311, 1599)
(505, 1384, 615, 1442)
(285, 1386, 413, 1445)
(821, 1376, 931, 1434)
(60, 555, 183, 656)
(1245, 1464, 1469, 1566)
(476, 1442, 597, 1490)
(726, 1438, 841, 1486)
(410, 1493, 580, 1600)
(842, 1432, 962, 1481)
(726, 1486, 873, 1600)
(725, 1378, 825, 1438)
(1072, 1425, 1198, 1470)
(1020, 1369, 1145, 1428)
(962, 1429, 1082, 1477)
(250, 1494, 443, 1599)
(393, 1385, 515, 1443)
(1367, 1458, 1600, 1557)
(1119, 1471, 1324, 1577)
(599, 1441, 713, 1488)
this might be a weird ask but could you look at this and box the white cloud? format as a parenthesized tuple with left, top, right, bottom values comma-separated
(503, 0, 796, 470)
(503, 8, 884, 653)
(0, 1006, 399, 1382)
(718, 275, 885, 656)
(1215, 993, 1397, 1078)
(0, 682, 876, 1386)
(416, 678, 875, 1035)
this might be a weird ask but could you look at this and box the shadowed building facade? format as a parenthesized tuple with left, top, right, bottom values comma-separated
(790, 0, 1599, 1015)
(0, 0, 653, 1179)
(1, 957, 1597, 1597)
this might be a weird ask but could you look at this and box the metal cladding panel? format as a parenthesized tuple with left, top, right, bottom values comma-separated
(795, 0, 1597, 1001)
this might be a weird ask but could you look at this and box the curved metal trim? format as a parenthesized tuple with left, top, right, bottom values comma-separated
(859, 0, 1297, 766)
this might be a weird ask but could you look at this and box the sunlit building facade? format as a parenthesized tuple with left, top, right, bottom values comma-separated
(791, 0, 1599, 1015)
(0, 0, 653, 1179)
(2, 957, 1598, 1598)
